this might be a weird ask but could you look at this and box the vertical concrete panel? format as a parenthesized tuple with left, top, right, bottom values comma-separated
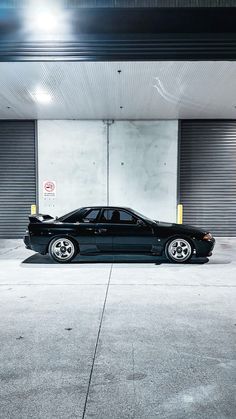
(38, 120, 107, 217)
(109, 121, 178, 222)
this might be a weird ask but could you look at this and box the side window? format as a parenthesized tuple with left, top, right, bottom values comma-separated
(82, 209, 100, 223)
(119, 211, 136, 223)
(101, 209, 136, 224)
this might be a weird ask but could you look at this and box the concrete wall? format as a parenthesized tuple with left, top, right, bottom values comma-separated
(38, 120, 178, 221)
(109, 121, 178, 221)
(38, 120, 107, 217)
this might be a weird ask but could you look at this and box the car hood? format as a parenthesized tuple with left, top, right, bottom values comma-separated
(154, 220, 208, 236)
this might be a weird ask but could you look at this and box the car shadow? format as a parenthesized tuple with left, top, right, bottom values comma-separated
(206, 259, 232, 265)
(21, 253, 210, 265)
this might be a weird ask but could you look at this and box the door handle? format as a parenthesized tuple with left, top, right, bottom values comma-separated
(95, 228, 107, 234)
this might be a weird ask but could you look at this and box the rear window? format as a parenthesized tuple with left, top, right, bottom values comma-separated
(58, 209, 84, 223)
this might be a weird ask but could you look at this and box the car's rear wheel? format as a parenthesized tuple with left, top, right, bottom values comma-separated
(48, 237, 77, 263)
(165, 238, 192, 263)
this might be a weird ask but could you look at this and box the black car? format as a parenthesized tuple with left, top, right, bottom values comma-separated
(24, 206, 215, 263)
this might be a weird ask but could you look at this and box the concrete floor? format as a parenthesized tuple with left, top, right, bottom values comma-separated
(0, 239, 235, 419)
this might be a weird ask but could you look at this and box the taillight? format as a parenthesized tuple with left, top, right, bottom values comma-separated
(203, 232, 213, 241)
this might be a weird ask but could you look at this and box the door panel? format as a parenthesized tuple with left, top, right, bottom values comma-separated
(112, 223, 154, 252)
(94, 223, 113, 252)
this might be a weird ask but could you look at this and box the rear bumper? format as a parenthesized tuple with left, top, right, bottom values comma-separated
(23, 234, 48, 255)
(23, 234, 31, 249)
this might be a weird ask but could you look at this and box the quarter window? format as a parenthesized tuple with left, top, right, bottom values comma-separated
(62, 211, 81, 223)
(82, 209, 100, 223)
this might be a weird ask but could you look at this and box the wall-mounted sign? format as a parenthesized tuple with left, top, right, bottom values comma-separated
(43, 180, 56, 198)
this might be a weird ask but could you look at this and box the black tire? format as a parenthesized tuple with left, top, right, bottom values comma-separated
(165, 237, 193, 263)
(48, 237, 78, 263)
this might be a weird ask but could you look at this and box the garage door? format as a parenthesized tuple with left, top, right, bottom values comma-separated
(0, 121, 36, 238)
(179, 120, 236, 237)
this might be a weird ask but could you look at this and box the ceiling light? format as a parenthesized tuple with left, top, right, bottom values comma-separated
(23, 2, 71, 40)
(31, 90, 52, 104)
(33, 11, 59, 32)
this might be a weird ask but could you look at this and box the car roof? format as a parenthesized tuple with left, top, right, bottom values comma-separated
(82, 206, 133, 211)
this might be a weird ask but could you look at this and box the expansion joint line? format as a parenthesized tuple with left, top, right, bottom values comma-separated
(82, 263, 113, 419)
(103, 119, 114, 206)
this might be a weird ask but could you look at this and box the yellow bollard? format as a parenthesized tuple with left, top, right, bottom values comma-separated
(31, 204, 37, 215)
(177, 204, 183, 224)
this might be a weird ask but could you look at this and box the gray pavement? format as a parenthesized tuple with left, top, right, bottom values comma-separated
(0, 239, 235, 419)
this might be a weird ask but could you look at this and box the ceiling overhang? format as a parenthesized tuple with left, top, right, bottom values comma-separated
(1, 61, 236, 120)
(1, 6, 236, 61)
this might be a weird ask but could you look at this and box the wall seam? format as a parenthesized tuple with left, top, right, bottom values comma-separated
(176, 119, 181, 221)
(104, 120, 114, 206)
(107, 121, 109, 206)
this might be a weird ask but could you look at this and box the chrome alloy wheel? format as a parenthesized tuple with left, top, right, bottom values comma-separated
(51, 238, 75, 261)
(167, 238, 192, 262)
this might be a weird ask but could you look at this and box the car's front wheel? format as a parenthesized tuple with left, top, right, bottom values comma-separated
(48, 237, 77, 263)
(165, 238, 192, 263)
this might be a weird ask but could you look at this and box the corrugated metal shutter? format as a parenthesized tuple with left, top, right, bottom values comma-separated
(179, 120, 236, 237)
(0, 121, 36, 238)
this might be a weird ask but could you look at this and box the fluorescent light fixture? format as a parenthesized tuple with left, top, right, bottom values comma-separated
(31, 90, 52, 104)
(23, 1, 71, 40)
(33, 11, 59, 32)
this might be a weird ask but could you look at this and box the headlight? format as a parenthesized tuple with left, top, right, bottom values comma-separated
(203, 232, 213, 241)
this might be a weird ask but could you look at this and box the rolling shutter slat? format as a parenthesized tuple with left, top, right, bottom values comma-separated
(0, 121, 36, 239)
(179, 120, 236, 237)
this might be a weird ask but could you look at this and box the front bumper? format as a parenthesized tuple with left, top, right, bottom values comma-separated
(195, 237, 215, 257)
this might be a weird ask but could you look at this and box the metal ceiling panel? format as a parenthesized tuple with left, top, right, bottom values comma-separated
(0, 61, 236, 120)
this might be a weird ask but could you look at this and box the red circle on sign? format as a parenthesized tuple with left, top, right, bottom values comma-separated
(44, 181, 55, 192)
